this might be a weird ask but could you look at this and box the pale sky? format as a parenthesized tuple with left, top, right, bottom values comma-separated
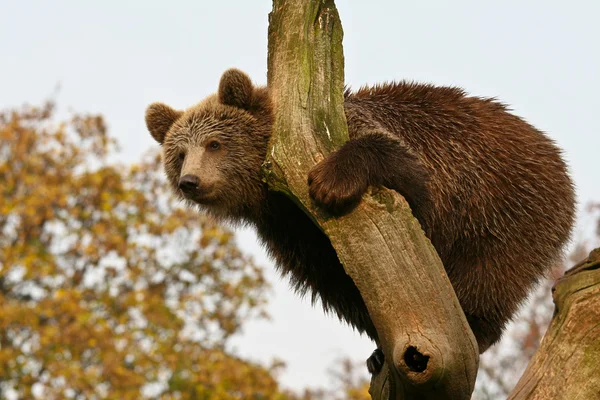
(2, 0, 599, 392)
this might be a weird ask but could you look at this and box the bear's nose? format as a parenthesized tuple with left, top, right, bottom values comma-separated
(178, 174, 200, 194)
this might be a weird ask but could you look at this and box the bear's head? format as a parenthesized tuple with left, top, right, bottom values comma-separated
(145, 69, 272, 221)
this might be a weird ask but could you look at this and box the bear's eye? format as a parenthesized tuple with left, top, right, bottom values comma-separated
(207, 140, 221, 151)
(177, 152, 186, 162)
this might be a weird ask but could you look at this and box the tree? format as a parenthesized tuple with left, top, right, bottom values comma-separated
(0, 102, 291, 399)
(264, 1, 599, 399)
(266, 1, 477, 398)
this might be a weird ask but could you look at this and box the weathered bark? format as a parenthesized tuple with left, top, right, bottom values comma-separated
(508, 248, 600, 400)
(265, 1, 479, 398)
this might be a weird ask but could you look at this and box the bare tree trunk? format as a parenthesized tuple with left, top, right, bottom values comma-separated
(265, 1, 479, 398)
(508, 248, 600, 400)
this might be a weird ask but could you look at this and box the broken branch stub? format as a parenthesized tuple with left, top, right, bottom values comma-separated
(508, 248, 600, 400)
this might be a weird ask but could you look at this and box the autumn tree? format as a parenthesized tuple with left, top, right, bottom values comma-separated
(0, 102, 292, 399)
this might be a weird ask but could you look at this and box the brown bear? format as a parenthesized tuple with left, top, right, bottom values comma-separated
(145, 68, 575, 373)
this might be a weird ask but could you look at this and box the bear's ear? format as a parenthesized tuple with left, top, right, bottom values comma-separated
(145, 103, 183, 144)
(218, 69, 254, 109)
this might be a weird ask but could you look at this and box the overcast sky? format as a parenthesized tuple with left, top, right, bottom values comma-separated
(2, 0, 599, 392)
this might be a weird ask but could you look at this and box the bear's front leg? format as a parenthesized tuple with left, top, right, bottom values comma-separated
(308, 131, 430, 216)
(307, 143, 369, 215)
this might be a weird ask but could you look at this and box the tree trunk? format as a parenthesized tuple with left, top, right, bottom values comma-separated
(265, 1, 479, 398)
(508, 248, 600, 400)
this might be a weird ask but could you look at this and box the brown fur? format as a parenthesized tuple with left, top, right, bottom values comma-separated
(146, 69, 576, 363)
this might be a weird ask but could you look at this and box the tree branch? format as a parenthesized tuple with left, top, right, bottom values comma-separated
(508, 248, 600, 399)
(265, 1, 478, 398)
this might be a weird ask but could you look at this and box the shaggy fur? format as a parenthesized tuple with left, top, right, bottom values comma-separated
(146, 69, 576, 368)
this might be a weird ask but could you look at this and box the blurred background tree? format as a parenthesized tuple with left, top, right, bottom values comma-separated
(0, 102, 289, 399)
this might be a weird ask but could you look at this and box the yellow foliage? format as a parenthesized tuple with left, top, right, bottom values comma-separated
(0, 102, 288, 399)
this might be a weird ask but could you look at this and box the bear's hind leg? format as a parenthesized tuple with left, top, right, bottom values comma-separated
(366, 348, 385, 375)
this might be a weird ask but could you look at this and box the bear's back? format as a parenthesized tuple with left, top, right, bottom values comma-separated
(344, 81, 574, 279)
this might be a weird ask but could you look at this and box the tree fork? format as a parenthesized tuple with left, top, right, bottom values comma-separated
(265, 1, 479, 398)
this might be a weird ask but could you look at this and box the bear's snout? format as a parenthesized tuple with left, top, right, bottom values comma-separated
(178, 174, 216, 202)
(179, 174, 200, 194)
